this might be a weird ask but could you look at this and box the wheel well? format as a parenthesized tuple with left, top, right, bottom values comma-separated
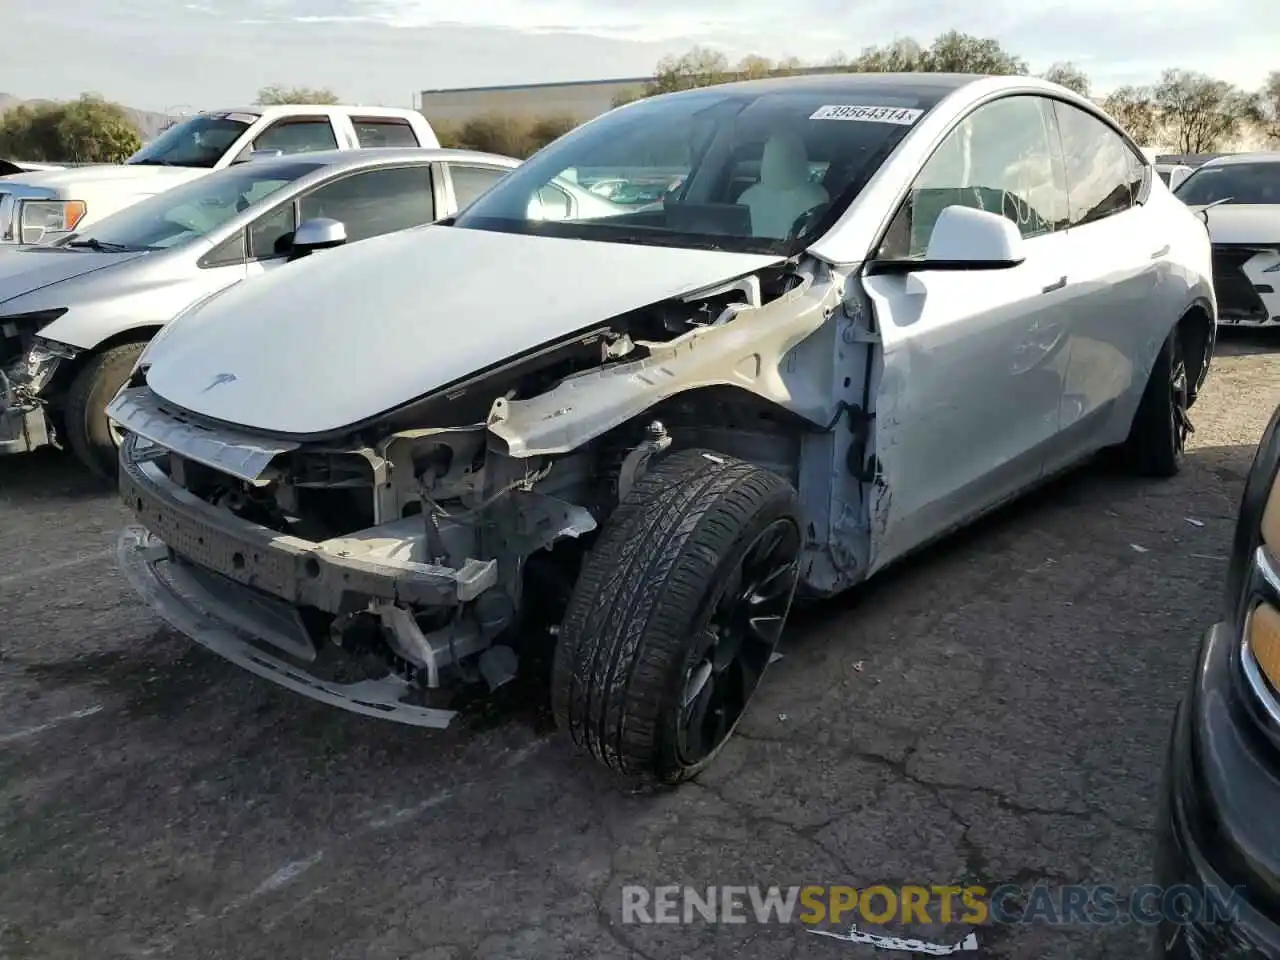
(48, 326, 160, 407)
(623, 386, 809, 483)
(1176, 305, 1213, 407)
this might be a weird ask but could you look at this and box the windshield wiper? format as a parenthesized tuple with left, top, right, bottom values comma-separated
(128, 157, 177, 166)
(66, 238, 143, 252)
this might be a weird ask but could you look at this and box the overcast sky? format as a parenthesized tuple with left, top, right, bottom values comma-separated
(0, 0, 1275, 111)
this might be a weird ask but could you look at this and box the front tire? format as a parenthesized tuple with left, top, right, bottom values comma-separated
(1121, 327, 1190, 478)
(551, 449, 802, 786)
(64, 341, 147, 481)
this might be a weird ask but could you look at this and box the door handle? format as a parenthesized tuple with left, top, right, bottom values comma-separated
(1151, 245, 1170, 259)
(1041, 275, 1067, 294)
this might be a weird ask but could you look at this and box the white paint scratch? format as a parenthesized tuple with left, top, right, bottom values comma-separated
(251, 852, 324, 897)
(0, 549, 114, 589)
(0, 705, 104, 744)
(503, 737, 551, 768)
(365, 790, 454, 829)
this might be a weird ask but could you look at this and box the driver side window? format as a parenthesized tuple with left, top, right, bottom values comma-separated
(247, 201, 297, 260)
(879, 96, 1068, 259)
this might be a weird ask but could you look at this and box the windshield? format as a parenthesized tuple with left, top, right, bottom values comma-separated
(127, 114, 256, 168)
(1174, 162, 1280, 205)
(452, 88, 932, 255)
(65, 159, 322, 251)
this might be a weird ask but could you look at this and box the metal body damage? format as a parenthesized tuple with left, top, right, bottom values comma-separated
(111, 255, 877, 725)
(105, 73, 1219, 756)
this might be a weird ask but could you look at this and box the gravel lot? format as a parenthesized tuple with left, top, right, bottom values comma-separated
(2, 332, 1278, 960)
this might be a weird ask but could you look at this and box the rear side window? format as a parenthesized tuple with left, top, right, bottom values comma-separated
(254, 119, 339, 155)
(450, 164, 512, 209)
(1051, 101, 1145, 228)
(352, 118, 420, 148)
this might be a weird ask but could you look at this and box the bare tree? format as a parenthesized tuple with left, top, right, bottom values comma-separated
(1259, 70, 1280, 142)
(1042, 62, 1091, 97)
(1153, 68, 1254, 153)
(1101, 86, 1160, 144)
(735, 54, 776, 80)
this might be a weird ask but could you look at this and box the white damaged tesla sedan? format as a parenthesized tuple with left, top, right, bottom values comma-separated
(108, 72, 1216, 786)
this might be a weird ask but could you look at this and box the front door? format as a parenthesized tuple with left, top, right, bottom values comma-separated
(862, 94, 1074, 571)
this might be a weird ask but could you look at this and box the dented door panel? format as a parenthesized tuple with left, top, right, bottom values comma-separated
(862, 231, 1075, 572)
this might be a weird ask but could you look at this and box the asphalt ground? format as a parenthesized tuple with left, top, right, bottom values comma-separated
(2, 330, 1278, 960)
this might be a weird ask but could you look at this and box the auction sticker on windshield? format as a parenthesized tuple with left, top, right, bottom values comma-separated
(810, 104, 923, 124)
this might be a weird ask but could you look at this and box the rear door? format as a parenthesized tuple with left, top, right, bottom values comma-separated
(1046, 99, 1177, 464)
(864, 94, 1075, 568)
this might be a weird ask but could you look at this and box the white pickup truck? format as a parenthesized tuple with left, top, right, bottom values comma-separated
(0, 105, 439, 245)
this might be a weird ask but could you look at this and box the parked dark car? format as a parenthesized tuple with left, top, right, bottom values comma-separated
(1154, 403, 1280, 957)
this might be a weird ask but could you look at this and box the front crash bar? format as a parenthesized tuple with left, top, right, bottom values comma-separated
(117, 525, 459, 728)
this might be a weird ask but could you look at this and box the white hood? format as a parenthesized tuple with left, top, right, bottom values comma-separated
(1194, 204, 1280, 246)
(3, 164, 205, 194)
(143, 225, 784, 436)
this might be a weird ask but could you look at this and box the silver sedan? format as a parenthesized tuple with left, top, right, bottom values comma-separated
(0, 146, 614, 477)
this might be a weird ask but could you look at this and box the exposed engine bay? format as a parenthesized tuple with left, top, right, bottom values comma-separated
(111, 258, 860, 728)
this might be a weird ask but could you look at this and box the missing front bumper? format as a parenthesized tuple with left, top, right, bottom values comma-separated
(0, 400, 51, 455)
(118, 437, 498, 611)
(117, 525, 460, 728)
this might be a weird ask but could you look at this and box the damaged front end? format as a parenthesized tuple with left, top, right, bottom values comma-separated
(109, 259, 836, 728)
(0, 322, 75, 455)
(112, 387, 605, 728)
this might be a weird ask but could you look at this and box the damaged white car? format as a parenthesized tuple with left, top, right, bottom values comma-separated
(109, 73, 1216, 785)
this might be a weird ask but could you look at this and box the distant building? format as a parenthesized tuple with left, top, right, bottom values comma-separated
(419, 77, 652, 125)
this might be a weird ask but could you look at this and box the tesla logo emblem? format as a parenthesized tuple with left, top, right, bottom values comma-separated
(200, 373, 237, 393)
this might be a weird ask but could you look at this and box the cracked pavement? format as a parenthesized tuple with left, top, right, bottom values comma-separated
(1, 331, 1278, 959)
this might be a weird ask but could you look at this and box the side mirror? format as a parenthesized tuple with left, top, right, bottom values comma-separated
(1168, 168, 1191, 191)
(289, 218, 347, 260)
(867, 205, 1026, 278)
(924, 205, 1025, 266)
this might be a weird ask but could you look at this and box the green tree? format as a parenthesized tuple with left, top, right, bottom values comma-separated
(1042, 62, 1091, 97)
(846, 33, 1024, 75)
(255, 84, 340, 105)
(1153, 68, 1254, 153)
(646, 46, 732, 95)
(1101, 85, 1160, 144)
(453, 113, 534, 158)
(851, 37, 924, 72)
(611, 87, 645, 108)
(0, 94, 141, 162)
(527, 114, 579, 151)
(920, 31, 1028, 74)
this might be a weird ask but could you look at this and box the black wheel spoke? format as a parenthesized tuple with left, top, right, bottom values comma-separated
(677, 516, 801, 766)
(1170, 347, 1190, 452)
(750, 560, 799, 603)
